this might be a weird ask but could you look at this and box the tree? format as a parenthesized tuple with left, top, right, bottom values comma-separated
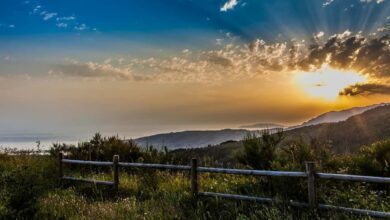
(237, 129, 284, 170)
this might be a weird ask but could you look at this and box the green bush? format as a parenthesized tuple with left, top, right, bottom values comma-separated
(49, 133, 172, 164)
(0, 154, 59, 219)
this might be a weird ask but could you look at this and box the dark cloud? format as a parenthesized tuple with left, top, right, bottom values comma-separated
(300, 32, 390, 79)
(339, 83, 390, 96)
(296, 31, 390, 96)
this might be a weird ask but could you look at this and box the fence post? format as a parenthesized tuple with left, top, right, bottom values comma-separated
(58, 152, 63, 179)
(191, 158, 198, 201)
(113, 155, 119, 192)
(305, 161, 317, 209)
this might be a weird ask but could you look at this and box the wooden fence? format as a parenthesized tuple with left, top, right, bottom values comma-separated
(58, 153, 390, 218)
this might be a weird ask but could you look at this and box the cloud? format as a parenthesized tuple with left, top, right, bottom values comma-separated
(74, 23, 87, 31)
(56, 16, 76, 21)
(323, 0, 385, 7)
(52, 39, 298, 83)
(50, 30, 390, 97)
(221, 0, 239, 12)
(26, 2, 95, 31)
(32, 5, 41, 14)
(323, 0, 335, 7)
(360, 0, 385, 3)
(0, 24, 15, 29)
(339, 83, 390, 96)
(56, 23, 68, 28)
(300, 31, 390, 78)
(51, 60, 132, 80)
(42, 12, 57, 20)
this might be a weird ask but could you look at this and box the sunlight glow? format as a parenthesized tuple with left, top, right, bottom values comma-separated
(295, 64, 367, 100)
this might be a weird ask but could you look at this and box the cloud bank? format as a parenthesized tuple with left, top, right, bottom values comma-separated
(51, 31, 390, 96)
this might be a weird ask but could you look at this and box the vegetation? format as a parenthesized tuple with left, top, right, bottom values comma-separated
(0, 132, 389, 219)
(284, 105, 390, 153)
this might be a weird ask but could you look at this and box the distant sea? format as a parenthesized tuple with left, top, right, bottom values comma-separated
(0, 133, 79, 150)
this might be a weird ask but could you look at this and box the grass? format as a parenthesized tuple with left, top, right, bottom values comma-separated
(32, 167, 389, 219)
(1, 134, 389, 219)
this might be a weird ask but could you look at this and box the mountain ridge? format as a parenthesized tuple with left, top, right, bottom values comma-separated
(134, 103, 389, 150)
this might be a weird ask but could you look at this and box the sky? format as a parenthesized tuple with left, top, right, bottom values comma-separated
(1, 0, 390, 142)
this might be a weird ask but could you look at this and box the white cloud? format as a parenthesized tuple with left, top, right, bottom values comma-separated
(315, 31, 324, 38)
(0, 24, 15, 29)
(324, 0, 385, 7)
(360, 0, 385, 3)
(53, 38, 298, 83)
(32, 5, 41, 13)
(27, 2, 96, 31)
(56, 23, 68, 28)
(220, 0, 239, 12)
(42, 12, 57, 21)
(74, 23, 87, 31)
(323, 0, 335, 6)
(56, 16, 76, 21)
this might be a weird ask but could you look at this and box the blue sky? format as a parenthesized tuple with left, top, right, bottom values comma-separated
(1, 0, 390, 62)
(1, 0, 390, 76)
(1, 0, 389, 41)
(1, 0, 390, 142)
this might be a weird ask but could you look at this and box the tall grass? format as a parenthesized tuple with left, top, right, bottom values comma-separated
(1, 134, 389, 219)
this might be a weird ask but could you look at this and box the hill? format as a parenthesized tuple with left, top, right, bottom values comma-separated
(240, 122, 285, 129)
(173, 105, 390, 158)
(135, 129, 252, 150)
(285, 105, 390, 153)
(291, 103, 388, 128)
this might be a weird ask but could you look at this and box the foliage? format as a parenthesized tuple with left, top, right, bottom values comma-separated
(1, 134, 390, 219)
(49, 133, 172, 164)
(236, 130, 284, 170)
(351, 139, 390, 176)
(0, 153, 59, 219)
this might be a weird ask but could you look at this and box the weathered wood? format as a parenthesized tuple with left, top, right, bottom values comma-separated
(118, 162, 191, 170)
(113, 155, 119, 192)
(305, 161, 317, 209)
(197, 167, 306, 177)
(317, 173, 390, 184)
(62, 159, 113, 166)
(191, 158, 198, 199)
(57, 158, 390, 218)
(58, 152, 63, 179)
(62, 176, 114, 186)
(318, 204, 390, 218)
(199, 192, 390, 218)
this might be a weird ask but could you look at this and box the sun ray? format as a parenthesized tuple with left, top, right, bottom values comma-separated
(294, 64, 367, 101)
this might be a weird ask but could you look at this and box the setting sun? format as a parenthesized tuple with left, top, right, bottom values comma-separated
(295, 64, 367, 101)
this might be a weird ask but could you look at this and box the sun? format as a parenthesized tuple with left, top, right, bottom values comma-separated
(294, 64, 367, 101)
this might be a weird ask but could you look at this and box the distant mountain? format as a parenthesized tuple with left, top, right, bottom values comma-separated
(135, 103, 390, 151)
(173, 105, 390, 159)
(135, 129, 253, 150)
(291, 103, 388, 129)
(240, 122, 284, 129)
(285, 105, 390, 153)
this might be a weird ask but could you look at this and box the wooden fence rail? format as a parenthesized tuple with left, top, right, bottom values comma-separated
(58, 153, 390, 218)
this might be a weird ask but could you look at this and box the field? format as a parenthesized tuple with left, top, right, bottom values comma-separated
(1, 133, 389, 219)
